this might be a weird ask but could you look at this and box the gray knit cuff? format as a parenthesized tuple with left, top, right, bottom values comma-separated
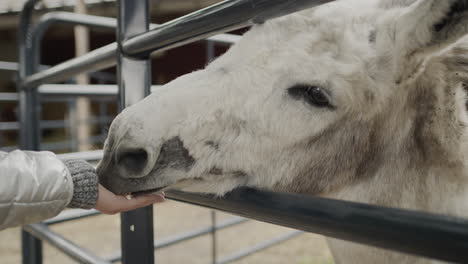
(63, 160, 99, 209)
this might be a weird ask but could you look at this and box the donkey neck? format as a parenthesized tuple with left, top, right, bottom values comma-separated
(328, 149, 468, 218)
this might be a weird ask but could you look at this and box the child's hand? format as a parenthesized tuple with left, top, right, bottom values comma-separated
(95, 185, 165, 214)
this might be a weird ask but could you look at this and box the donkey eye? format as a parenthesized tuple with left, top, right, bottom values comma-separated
(288, 85, 332, 108)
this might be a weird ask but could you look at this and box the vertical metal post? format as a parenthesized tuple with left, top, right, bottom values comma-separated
(206, 40, 217, 264)
(117, 1, 154, 264)
(211, 211, 217, 264)
(117, 0, 151, 109)
(18, 1, 43, 263)
(18, 0, 41, 151)
(21, 231, 42, 264)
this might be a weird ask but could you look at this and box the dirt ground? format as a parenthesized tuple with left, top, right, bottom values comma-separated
(0, 200, 333, 264)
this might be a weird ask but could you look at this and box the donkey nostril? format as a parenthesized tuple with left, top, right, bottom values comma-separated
(117, 149, 149, 174)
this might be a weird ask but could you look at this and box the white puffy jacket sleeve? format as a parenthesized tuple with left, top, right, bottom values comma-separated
(0, 150, 73, 230)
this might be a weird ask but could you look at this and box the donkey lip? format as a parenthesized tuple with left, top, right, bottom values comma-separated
(130, 186, 166, 196)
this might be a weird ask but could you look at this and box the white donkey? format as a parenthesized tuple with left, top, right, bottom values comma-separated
(97, 0, 468, 263)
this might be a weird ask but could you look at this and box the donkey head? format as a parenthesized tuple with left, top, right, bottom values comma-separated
(97, 0, 468, 200)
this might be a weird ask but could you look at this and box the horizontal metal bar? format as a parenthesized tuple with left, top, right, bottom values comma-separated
(56, 150, 104, 161)
(1, 84, 161, 99)
(1, 141, 105, 154)
(36, 11, 116, 30)
(108, 216, 249, 263)
(0, 121, 83, 132)
(1, 61, 48, 72)
(38, 84, 162, 96)
(167, 188, 468, 263)
(0, 0, 115, 15)
(0, 122, 19, 131)
(39, 84, 119, 95)
(155, 216, 248, 250)
(21, 11, 240, 89)
(0, 61, 115, 85)
(0, 145, 70, 153)
(35, 11, 240, 45)
(0, 117, 113, 131)
(0, 61, 19, 71)
(23, 224, 111, 264)
(21, 11, 118, 96)
(216, 230, 303, 264)
(44, 209, 101, 225)
(122, 0, 334, 57)
(0, 92, 20, 101)
(24, 42, 118, 89)
(22, 35, 237, 89)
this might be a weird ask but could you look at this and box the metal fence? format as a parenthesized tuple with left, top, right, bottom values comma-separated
(14, 0, 468, 264)
(0, 60, 118, 152)
(0, 89, 115, 152)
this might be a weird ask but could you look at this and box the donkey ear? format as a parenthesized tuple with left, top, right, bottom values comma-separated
(382, 0, 468, 54)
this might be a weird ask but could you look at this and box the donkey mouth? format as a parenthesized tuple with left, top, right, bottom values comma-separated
(99, 137, 196, 196)
(129, 137, 195, 195)
(129, 186, 167, 197)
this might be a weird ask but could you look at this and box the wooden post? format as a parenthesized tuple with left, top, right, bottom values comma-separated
(74, 0, 92, 151)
